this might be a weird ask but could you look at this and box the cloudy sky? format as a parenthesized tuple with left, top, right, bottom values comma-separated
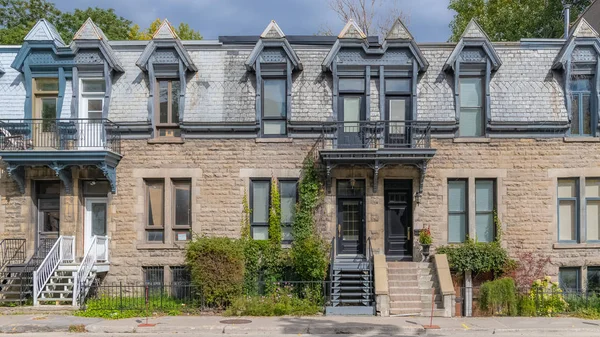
(52, 0, 454, 42)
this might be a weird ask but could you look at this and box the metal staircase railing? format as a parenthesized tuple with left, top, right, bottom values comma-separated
(73, 235, 108, 306)
(328, 237, 335, 305)
(32, 236, 74, 305)
(366, 237, 374, 307)
(0, 239, 26, 271)
(17, 238, 55, 303)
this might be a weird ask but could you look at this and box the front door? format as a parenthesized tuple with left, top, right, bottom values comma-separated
(84, 198, 108, 256)
(385, 180, 413, 260)
(37, 198, 60, 249)
(338, 96, 365, 148)
(337, 198, 364, 255)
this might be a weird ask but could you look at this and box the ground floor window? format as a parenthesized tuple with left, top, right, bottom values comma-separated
(250, 178, 298, 241)
(559, 267, 580, 293)
(588, 267, 600, 294)
(143, 266, 164, 292)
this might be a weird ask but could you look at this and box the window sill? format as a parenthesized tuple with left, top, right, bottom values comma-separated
(563, 137, 600, 143)
(137, 243, 185, 250)
(453, 138, 490, 143)
(255, 138, 293, 143)
(553, 243, 600, 249)
(148, 138, 185, 145)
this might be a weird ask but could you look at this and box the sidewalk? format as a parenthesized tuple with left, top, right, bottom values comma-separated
(0, 314, 599, 335)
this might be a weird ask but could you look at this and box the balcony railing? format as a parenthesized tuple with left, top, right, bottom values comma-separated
(0, 119, 121, 153)
(320, 120, 432, 150)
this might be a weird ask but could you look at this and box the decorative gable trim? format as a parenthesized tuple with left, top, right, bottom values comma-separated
(136, 40, 197, 72)
(245, 40, 302, 71)
(338, 19, 366, 39)
(153, 19, 179, 39)
(261, 20, 285, 39)
(572, 18, 599, 39)
(24, 19, 65, 46)
(443, 20, 501, 72)
(385, 18, 413, 40)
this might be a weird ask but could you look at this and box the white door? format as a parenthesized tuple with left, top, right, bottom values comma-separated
(84, 198, 108, 258)
(79, 79, 105, 149)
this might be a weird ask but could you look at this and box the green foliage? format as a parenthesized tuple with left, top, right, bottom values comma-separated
(418, 226, 432, 245)
(290, 235, 329, 281)
(479, 277, 517, 316)
(127, 18, 203, 40)
(185, 237, 245, 308)
(448, 0, 593, 42)
(0, 0, 61, 44)
(240, 188, 251, 240)
(58, 7, 132, 42)
(224, 285, 321, 316)
(530, 276, 567, 316)
(436, 239, 513, 275)
(566, 294, 600, 319)
(268, 178, 282, 246)
(517, 295, 536, 316)
(75, 295, 188, 319)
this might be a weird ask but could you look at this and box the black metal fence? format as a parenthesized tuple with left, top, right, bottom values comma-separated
(0, 239, 26, 268)
(0, 119, 121, 153)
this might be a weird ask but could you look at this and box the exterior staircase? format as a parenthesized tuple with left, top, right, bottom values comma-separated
(0, 264, 29, 303)
(387, 262, 445, 316)
(37, 264, 96, 305)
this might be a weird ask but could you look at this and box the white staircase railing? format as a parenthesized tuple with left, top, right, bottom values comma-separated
(73, 235, 109, 306)
(32, 236, 75, 306)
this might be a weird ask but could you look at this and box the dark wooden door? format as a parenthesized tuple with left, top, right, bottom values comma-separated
(338, 96, 365, 148)
(385, 97, 410, 148)
(385, 181, 413, 260)
(337, 198, 364, 255)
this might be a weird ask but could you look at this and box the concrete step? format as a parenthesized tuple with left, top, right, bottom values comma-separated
(388, 280, 419, 287)
(389, 308, 422, 316)
(389, 300, 422, 308)
(390, 294, 421, 302)
(387, 268, 419, 275)
(387, 273, 418, 281)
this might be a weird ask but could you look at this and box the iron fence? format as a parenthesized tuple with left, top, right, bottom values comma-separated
(0, 239, 26, 268)
(0, 119, 121, 153)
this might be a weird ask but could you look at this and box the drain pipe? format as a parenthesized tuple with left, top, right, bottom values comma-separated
(564, 4, 571, 38)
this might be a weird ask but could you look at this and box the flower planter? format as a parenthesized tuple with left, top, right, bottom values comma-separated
(421, 244, 431, 261)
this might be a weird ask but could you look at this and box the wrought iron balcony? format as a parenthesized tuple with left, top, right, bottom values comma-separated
(0, 119, 121, 153)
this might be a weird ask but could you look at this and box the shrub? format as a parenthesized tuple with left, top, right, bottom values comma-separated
(224, 285, 321, 316)
(75, 295, 187, 319)
(479, 278, 517, 316)
(291, 235, 329, 282)
(517, 295, 536, 316)
(436, 239, 514, 275)
(530, 276, 567, 316)
(185, 237, 245, 308)
(505, 251, 551, 290)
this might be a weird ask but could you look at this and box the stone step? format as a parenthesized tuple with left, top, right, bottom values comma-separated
(387, 273, 418, 281)
(389, 300, 422, 309)
(387, 268, 419, 275)
(390, 294, 421, 302)
(389, 308, 422, 316)
(388, 280, 419, 287)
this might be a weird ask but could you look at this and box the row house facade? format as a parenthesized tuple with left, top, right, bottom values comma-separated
(1, 15, 600, 315)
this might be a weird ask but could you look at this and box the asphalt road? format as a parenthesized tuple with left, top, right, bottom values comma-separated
(9, 332, 600, 337)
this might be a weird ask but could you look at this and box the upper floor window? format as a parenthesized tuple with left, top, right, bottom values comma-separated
(459, 77, 484, 137)
(156, 79, 181, 138)
(570, 77, 593, 136)
(262, 79, 287, 136)
(33, 78, 58, 124)
(80, 79, 105, 120)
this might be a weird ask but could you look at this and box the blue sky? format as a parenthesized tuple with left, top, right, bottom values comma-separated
(53, 0, 454, 42)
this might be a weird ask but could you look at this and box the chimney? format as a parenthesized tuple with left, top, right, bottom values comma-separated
(564, 4, 571, 38)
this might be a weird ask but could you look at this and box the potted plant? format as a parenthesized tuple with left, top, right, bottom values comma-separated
(418, 226, 432, 261)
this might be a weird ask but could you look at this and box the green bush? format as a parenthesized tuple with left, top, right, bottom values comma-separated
(479, 278, 517, 316)
(530, 276, 567, 316)
(436, 239, 513, 275)
(517, 295, 536, 316)
(75, 296, 187, 319)
(224, 285, 321, 316)
(291, 235, 329, 282)
(185, 237, 245, 308)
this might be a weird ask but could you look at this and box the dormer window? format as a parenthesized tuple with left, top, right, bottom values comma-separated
(157, 79, 181, 138)
(459, 77, 484, 137)
(570, 76, 593, 136)
(262, 78, 287, 136)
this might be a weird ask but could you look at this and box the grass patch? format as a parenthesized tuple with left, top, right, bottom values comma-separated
(224, 286, 322, 316)
(74, 295, 194, 319)
(68, 324, 87, 333)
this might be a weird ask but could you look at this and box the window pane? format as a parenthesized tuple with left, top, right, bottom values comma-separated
(339, 78, 365, 92)
(263, 121, 286, 135)
(476, 213, 494, 243)
(91, 203, 107, 236)
(82, 80, 106, 93)
(385, 78, 410, 93)
(558, 179, 577, 198)
(174, 181, 191, 227)
(559, 268, 579, 292)
(460, 77, 482, 107)
(476, 180, 494, 212)
(143, 267, 164, 286)
(41, 98, 57, 120)
(159, 81, 169, 123)
(448, 181, 466, 212)
(280, 181, 297, 224)
(571, 96, 580, 135)
(147, 181, 164, 227)
(587, 200, 600, 241)
(588, 267, 600, 294)
(282, 227, 293, 242)
(263, 79, 286, 118)
(252, 227, 268, 240)
(389, 99, 406, 122)
(87, 99, 103, 112)
(559, 200, 577, 241)
(343, 97, 361, 131)
(448, 214, 466, 243)
(252, 181, 269, 223)
(459, 107, 483, 137)
(586, 179, 600, 197)
(146, 230, 164, 242)
(171, 81, 180, 123)
(36, 78, 58, 92)
(583, 95, 591, 135)
(570, 78, 592, 92)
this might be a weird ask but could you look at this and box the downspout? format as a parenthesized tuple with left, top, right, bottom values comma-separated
(564, 4, 571, 38)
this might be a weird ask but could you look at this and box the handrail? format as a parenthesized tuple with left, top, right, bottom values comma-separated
(32, 236, 75, 306)
(19, 238, 55, 302)
(328, 237, 335, 305)
(73, 236, 100, 306)
(0, 239, 26, 271)
(366, 237, 374, 306)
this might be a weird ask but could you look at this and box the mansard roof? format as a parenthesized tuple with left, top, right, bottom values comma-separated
(245, 20, 302, 71)
(443, 19, 502, 72)
(322, 18, 428, 72)
(553, 18, 600, 70)
(136, 19, 197, 72)
(24, 19, 65, 46)
(70, 18, 124, 72)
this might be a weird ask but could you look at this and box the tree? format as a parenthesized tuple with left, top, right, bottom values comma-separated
(321, 0, 408, 38)
(58, 7, 132, 42)
(0, 0, 62, 44)
(448, 0, 593, 42)
(128, 18, 203, 40)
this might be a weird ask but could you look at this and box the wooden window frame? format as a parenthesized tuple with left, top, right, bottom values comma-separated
(570, 76, 594, 137)
(172, 179, 192, 242)
(154, 79, 181, 138)
(474, 179, 497, 243)
(448, 179, 468, 243)
(278, 178, 298, 244)
(145, 179, 165, 243)
(559, 267, 581, 293)
(261, 77, 287, 137)
(558, 178, 580, 243)
(250, 178, 298, 242)
(458, 76, 485, 137)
